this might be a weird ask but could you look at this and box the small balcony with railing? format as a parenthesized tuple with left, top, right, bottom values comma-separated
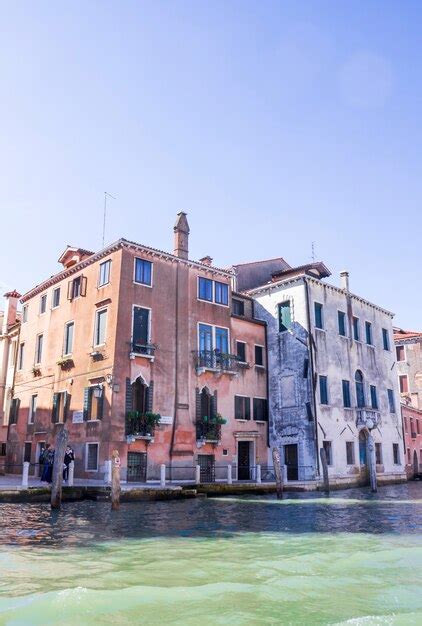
(194, 350, 240, 375)
(356, 408, 381, 430)
(195, 418, 222, 443)
(129, 342, 156, 361)
(125, 412, 159, 441)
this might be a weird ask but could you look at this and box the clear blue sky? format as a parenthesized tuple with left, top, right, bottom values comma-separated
(1, 1, 420, 328)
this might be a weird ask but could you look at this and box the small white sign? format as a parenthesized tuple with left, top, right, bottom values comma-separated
(72, 410, 84, 424)
(159, 415, 173, 425)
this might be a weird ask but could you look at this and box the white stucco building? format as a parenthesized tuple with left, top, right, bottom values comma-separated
(246, 263, 406, 487)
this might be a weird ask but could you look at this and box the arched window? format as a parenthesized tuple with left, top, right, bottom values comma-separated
(355, 370, 365, 408)
(200, 387, 212, 419)
(134, 378, 148, 414)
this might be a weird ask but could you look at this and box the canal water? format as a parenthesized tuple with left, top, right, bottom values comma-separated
(0, 483, 421, 625)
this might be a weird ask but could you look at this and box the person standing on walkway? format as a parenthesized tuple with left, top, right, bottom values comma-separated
(63, 445, 74, 482)
(41, 444, 54, 484)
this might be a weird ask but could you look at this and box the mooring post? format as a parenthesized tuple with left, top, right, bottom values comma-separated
(22, 461, 29, 488)
(104, 459, 112, 485)
(160, 464, 166, 487)
(272, 447, 283, 499)
(111, 450, 121, 510)
(68, 460, 74, 487)
(51, 428, 68, 509)
(367, 432, 378, 493)
(319, 447, 330, 494)
(256, 464, 261, 484)
(195, 464, 201, 485)
(227, 464, 232, 485)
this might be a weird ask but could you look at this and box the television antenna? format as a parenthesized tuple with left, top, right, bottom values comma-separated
(102, 192, 116, 247)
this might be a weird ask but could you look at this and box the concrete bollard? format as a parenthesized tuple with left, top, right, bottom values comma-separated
(160, 464, 166, 487)
(227, 464, 232, 485)
(195, 464, 201, 485)
(256, 464, 261, 484)
(68, 461, 74, 487)
(22, 461, 29, 488)
(104, 459, 112, 485)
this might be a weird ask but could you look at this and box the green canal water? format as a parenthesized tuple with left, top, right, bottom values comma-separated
(0, 484, 421, 625)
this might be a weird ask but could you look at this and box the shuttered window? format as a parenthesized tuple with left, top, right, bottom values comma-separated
(98, 260, 111, 286)
(370, 385, 378, 409)
(314, 302, 324, 329)
(253, 398, 268, 421)
(278, 301, 292, 332)
(235, 396, 250, 420)
(353, 317, 360, 341)
(338, 311, 346, 336)
(346, 442, 355, 465)
(86, 443, 99, 471)
(35, 334, 43, 364)
(319, 376, 329, 405)
(365, 321, 373, 345)
(388, 389, 396, 413)
(342, 380, 351, 408)
(382, 328, 390, 350)
(236, 341, 246, 363)
(64, 322, 74, 356)
(94, 309, 107, 346)
(52, 391, 69, 423)
(9, 398, 20, 424)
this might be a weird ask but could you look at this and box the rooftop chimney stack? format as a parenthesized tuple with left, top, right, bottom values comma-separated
(2, 291, 21, 335)
(340, 271, 350, 292)
(173, 212, 190, 260)
(199, 256, 213, 267)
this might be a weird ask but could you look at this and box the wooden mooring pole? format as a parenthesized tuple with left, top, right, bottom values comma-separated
(319, 447, 330, 494)
(272, 447, 283, 499)
(367, 432, 378, 493)
(51, 428, 68, 509)
(111, 449, 121, 510)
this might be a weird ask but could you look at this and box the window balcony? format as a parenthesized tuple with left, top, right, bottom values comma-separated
(194, 350, 240, 374)
(356, 408, 381, 430)
(125, 412, 156, 439)
(129, 342, 156, 360)
(196, 419, 222, 443)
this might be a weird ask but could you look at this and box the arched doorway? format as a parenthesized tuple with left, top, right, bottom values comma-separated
(355, 370, 365, 408)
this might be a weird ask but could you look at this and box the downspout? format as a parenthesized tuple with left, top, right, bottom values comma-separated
(264, 321, 270, 448)
(304, 277, 320, 476)
(169, 262, 179, 474)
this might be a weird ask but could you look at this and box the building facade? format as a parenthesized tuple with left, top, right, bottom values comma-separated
(394, 328, 422, 410)
(401, 403, 422, 479)
(4, 214, 268, 481)
(247, 264, 406, 486)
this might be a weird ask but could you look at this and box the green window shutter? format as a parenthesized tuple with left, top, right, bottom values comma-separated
(83, 387, 91, 421)
(146, 381, 154, 413)
(125, 378, 133, 414)
(195, 388, 201, 421)
(278, 302, 291, 332)
(245, 397, 251, 420)
(63, 391, 70, 422)
(97, 390, 104, 420)
(210, 391, 217, 418)
(52, 393, 59, 423)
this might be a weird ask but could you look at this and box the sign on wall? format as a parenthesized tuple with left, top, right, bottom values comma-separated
(159, 415, 173, 425)
(72, 410, 84, 424)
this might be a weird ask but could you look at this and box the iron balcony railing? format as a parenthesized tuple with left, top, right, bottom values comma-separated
(195, 420, 222, 442)
(125, 413, 156, 438)
(356, 408, 381, 430)
(130, 342, 156, 357)
(194, 350, 240, 372)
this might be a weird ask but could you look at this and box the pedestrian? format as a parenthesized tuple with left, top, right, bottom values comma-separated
(40, 444, 54, 483)
(63, 445, 74, 482)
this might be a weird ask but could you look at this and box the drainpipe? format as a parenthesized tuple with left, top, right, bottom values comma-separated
(304, 277, 320, 477)
(264, 321, 270, 449)
(169, 263, 180, 477)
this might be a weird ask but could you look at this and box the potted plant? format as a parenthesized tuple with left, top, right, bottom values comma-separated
(57, 357, 74, 371)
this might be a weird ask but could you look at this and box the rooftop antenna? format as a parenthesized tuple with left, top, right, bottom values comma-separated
(102, 192, 116, 248)
(311, 241, 316, 262)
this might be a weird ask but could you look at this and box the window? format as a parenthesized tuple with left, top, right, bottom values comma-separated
(22, 305, 28, 323)
(355, 370, 365, 408)
(23, 442, 32, 463)
(236, 341, 246, 363)
(407, 448, 411, 464)
(83, 386, 104, 421)
(399, 375, 409, 394)
(35, 334, 43, 364)
(68, 275, 87, 300)
(9, 398, 20, 425)
(52, 287, 60, 309)
(254, 345, 264, 366)
(375, 443, 383, 465)
(198, 277, 213, 302)
(382, 328, 390, 351)
(253, 398, 268, 421)
(319, 376, 328, 405)
(52, 391, 69, 423)
(215, 327, 229, 354)
(353, 317, 360, 341)
(235, 396, 250, 420)
(98, 260, 111, 286)
(18, 343, 24, 370)
(396, 345, 405, 362)
(387, 389, 396, 413)
(393, 443, 400, 465)
(94, 309, 107, 346)
(278, 301, 292, 332)
(346, 441, 355, 465)
(63, 322, 74, 356)
(417, 420, 420, 435)
(365, 321, 373, 345)
(370, 385, 378, 410)
(28, 394, 37, 424)
(342, 380, 351, 408)
(215, 281, 229, 305)
(132, 307, 151, 353)
(322, 440, 332, 465)
(314, 302, 324, 329)
(134, 258, 152, 286)
(338, 311, 346, 336)
(39, 294, 47, 314)
(0, 443, 6, 456)
(232, 299, 245, 316)
(86, 443, 99, 471)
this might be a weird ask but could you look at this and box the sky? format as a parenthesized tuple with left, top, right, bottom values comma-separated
(0, 1, 421, 327)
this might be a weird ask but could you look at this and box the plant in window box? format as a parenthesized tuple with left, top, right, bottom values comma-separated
(57, 357, 74, 371)
(90, 350, 104, 362)
(199, 413, 227, 440)
(126, 411, 161, 437)
(32, 367, 41, 377)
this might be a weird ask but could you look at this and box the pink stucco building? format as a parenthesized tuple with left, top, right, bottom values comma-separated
(3, 214, 268, 481)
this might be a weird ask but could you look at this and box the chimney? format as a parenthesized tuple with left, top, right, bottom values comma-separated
(173, 212, 190, 259)
(199, 256, 213, 267)
(2, 291, 21, 334)
(340, 271, 349, 291)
